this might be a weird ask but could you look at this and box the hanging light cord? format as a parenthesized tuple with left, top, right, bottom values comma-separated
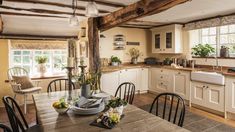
(72, 0, 77, 16)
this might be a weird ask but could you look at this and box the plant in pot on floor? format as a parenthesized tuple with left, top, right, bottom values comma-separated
(128, 48, 142, 64)
(35, 56, 48, 77)
(110, 56, 122, 66)
(191, 44, 215, 58)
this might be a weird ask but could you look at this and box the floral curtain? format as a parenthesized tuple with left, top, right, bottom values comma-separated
(10, 40, 68, 49)
(184, 14, 235, 30)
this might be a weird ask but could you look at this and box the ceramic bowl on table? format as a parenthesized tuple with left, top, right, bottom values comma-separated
(53, 107, 69, 114)
(71, 102, 105, 115)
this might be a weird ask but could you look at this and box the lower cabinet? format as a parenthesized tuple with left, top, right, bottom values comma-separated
(101, 68, 148, 95)
(225, 76, 235, 113)
(172, 70, 190, 100)
(101, 71, 120, 96)
(191, 81, 225, 112)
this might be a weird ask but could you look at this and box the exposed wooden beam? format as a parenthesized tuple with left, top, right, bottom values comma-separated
(88, 17, 100, 72)
(0, 5, 85, 16)
(78, 0, 125, 8)
(4, 0, 110, 13)
(98, 0, 190, 31)
(0, 15, 3, 33)
(0, 11, 68, 18)
(0, 33, 77, 40)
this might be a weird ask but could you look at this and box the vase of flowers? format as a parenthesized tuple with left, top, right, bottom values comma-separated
(36, 56, 48, 77)
(128, 48, 142, 64)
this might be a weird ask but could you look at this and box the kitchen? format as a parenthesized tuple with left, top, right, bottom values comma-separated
(1, 0, 235, 132)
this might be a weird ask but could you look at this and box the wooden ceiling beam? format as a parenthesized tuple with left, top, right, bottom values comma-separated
(78, 0, 125, 8)
(3, 0, 110, 13)
(0, 33, 77, 40)
(0, 15, 3, 33)
(98, 0, 190, 31)
(0, 5, 85, 16)
(0, 11, 68, 18)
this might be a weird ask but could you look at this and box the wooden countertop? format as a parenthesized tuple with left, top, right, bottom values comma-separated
(33, 90, 189, 132)
(101, 64, 235, 77)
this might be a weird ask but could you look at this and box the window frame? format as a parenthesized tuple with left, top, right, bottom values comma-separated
(198, 25, 235, 57)
(10, 49, 68, 76)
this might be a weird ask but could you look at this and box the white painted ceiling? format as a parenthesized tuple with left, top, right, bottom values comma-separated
(1, 0, 235, 36)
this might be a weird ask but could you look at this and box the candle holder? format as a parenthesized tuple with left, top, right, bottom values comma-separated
(64, 67, 75, 102)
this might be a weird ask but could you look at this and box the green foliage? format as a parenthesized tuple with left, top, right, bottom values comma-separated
(191, 44, 215, 57)
(128, 48, 142, 59)
(74, 72, 101, 88)
(35, 56, 48, 64)
(111, 56, 122, 63)
(107, 98, 127, 108)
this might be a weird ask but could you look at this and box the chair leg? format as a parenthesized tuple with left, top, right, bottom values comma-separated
(24, 94, 27, 114)
(14, 94, 17, 100)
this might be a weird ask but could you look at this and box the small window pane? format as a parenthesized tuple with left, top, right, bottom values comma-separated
(62, 50, 67, 54)
(202, 28, 209, 35)
(220, 35, 228, 44)
(229, 25, 235, 33)
(209, 27, 216, 35)
(35, 51, 42, 55)
(209, 36, 216, 44)
(13, 56, 21, 64)
(43, 51, 50, 55)
(23, 56, 30, 64)
(54, 51, 61, 54)
(220, 26, 228, 34)
(23, 51, 30, 55)
(13, 51, 21, 55)
(228, 34, 235, 44)
(202, 36, 209, 44)
(23, 66, 30, 73)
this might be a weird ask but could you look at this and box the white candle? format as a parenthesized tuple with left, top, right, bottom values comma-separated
(68, 57, 74, 67)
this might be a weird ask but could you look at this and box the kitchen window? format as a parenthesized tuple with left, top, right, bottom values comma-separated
(10, 49, 67, 76)
(9, 40, 68, 76)
(199, 24, 235, 57)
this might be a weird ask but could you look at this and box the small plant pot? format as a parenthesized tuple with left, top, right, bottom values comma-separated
(115, 105, 124, 115)
(37, 63, 46, 77)
(81, 84, 91, 98)
(111, 62, 119, 66)
(131, 58, 138, 65)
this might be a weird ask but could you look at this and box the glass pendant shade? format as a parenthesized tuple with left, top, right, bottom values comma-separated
(86, 1, 99, 17)
(69, 15, 79, 26)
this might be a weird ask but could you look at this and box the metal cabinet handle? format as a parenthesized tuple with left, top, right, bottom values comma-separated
(202, 86, 205, 88)
(161, 70, 163, 72)
(178, 72, 181, 74)
(160, 49, 162, 51)
(206, 86, 209, 88)
(161, 82, 163, 85)
(160, 76, 163, 79)
(163, 49, 165, 51)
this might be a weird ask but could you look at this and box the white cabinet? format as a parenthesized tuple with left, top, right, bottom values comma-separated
(225, 76, 235, 113)
(151, 24, 183, 54)
(140, 68, 148, 91)
(149, 68, 173, 93)
(191, 81, 225, 112)
(101, 71, 120, 96)
(119, 68, 140, 92)
(172, 70, 190, 100)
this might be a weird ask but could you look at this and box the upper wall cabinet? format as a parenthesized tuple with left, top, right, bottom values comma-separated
(151, 24, 183, 54)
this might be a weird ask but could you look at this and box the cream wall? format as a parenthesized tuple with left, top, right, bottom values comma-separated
(100, 27, 149, 63)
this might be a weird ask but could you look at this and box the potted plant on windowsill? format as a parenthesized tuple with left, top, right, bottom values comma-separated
(128, 48, 142, 64)
(110, 56, 122, 66)
(36, 56, 48, 77)
(191, 44, 215, 58)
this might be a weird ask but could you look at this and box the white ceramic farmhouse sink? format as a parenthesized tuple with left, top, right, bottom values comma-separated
(191, 71, 225, 85)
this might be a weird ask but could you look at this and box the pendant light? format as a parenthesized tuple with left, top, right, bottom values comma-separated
(69, 0, 79, 26)
(86, 1, 99, 17)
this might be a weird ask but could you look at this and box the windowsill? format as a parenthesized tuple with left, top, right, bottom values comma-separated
(192, 56, 235, 59)
(5, 73, 67, 83)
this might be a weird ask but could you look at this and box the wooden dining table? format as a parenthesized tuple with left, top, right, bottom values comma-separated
(33, 90, 190, 132)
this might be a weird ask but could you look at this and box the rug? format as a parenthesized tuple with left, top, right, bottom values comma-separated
(139, 104, 235, 132)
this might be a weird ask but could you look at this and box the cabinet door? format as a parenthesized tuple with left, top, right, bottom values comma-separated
(140, 68, 148, 91)
(191, 82, 207, 106)
(152, 32, 163, 53)
(101, 71, 120, 96)
(206, 84, 224, 112)
(225, 77, 235, 113)
(119, 69, 139, 91)
(173, 71, 190, 100)
(149, 68, 160, 91)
